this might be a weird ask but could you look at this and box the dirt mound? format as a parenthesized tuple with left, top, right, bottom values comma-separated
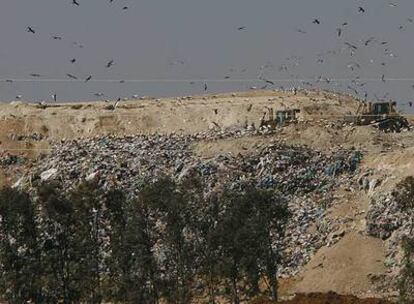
(2, 89, 414, 300)
(251, 293, 391, 304)
(291, 233, 386, 297)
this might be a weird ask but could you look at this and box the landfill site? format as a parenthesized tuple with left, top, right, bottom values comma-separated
(0, 89, 413, 303)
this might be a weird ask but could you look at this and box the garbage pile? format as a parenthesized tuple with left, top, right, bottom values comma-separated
(0, 154, 27, 167)
(366, 181, 414, 277)
(16, 131, 362, 277)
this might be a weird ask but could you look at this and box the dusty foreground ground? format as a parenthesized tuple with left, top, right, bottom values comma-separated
(1, 89, 414, 302)
(252, 292, 392, 304)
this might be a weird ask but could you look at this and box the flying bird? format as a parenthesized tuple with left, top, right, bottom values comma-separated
(381, 74, 386, 82)
(66, 73, 78, 79)
(106, 60, 114, 68)
(52, 35, 62, 40)
(313, 19, 321, 24)
(70, 58, 76, 64)
(85, 75, 92, 83)
(364, 37, 375, 46)
(237, 26, 246, 31)
(204, 83, 208, 91)
(336, 28, 342, 37)
(345, 42, 358, 50)
(122, 6, 128, 10)
(30, 73, 41, 77)
(72, 0, 80, 6)
(263, 79, 275, 85)
(73, 42, 84, 48)
(358, 7, 366, 13)
(27, 26, 36, 34)
(347, 62, 361, 71)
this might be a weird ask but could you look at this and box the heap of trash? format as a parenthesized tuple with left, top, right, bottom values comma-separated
(14, 130, 362, 277)
(366, 178, 414, 278)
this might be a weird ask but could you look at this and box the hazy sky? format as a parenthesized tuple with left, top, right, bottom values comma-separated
(1, 0, 414, 109)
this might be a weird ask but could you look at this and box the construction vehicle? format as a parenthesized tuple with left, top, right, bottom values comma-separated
(260, 108, 300, 129)
(352, 101, 409, 132)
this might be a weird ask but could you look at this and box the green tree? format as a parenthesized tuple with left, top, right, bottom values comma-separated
(68, 182, 106, 303)
(37, 182, 85, 303)
(0, 187, 43, 303)
(248, 188, 289, 301)
(37, 182, 106, 303)
(187, 184, 222, 304)
(105, 189, 160, 303)
(141, 177, 197, 304)
(214, 186, 289, 304)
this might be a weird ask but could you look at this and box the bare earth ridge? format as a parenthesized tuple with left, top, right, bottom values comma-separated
(1, 89, 414, 302)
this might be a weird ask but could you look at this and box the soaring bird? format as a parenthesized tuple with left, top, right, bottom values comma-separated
(70, 58, 76, 64)
(72, 0, 80, 6)
(345, 42, 358, 50)
(52, 35, 62, 40)
(336, 28, 342, 37)
(263, 79, 275, 85)
(364, 37, 375, 46)
(237, 26, 246, 31)
(313, 19, 321, 24)
(27, 26, 36, 34)
(106, 60, 114, 68)
(85, 75, 92, 83)
(347, 62, 361, 71)
(66, 73, 78, 80)
(204, 83, 208, 91)
(381, 74, 386, 82)
(358, 7, 366, 13)
(30, 73, 41, 77)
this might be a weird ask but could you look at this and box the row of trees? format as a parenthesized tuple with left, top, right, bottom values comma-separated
(0, 177, 289, 304)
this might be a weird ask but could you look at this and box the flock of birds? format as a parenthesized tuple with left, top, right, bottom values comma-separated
(3, 1, 414, 107)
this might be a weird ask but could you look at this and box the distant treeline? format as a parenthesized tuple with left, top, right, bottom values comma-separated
(0, 177, 289, 304)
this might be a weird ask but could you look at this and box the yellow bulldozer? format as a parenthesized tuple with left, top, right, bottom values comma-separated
(350, 101, 409, 132)
(260, 108, 301, 129)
